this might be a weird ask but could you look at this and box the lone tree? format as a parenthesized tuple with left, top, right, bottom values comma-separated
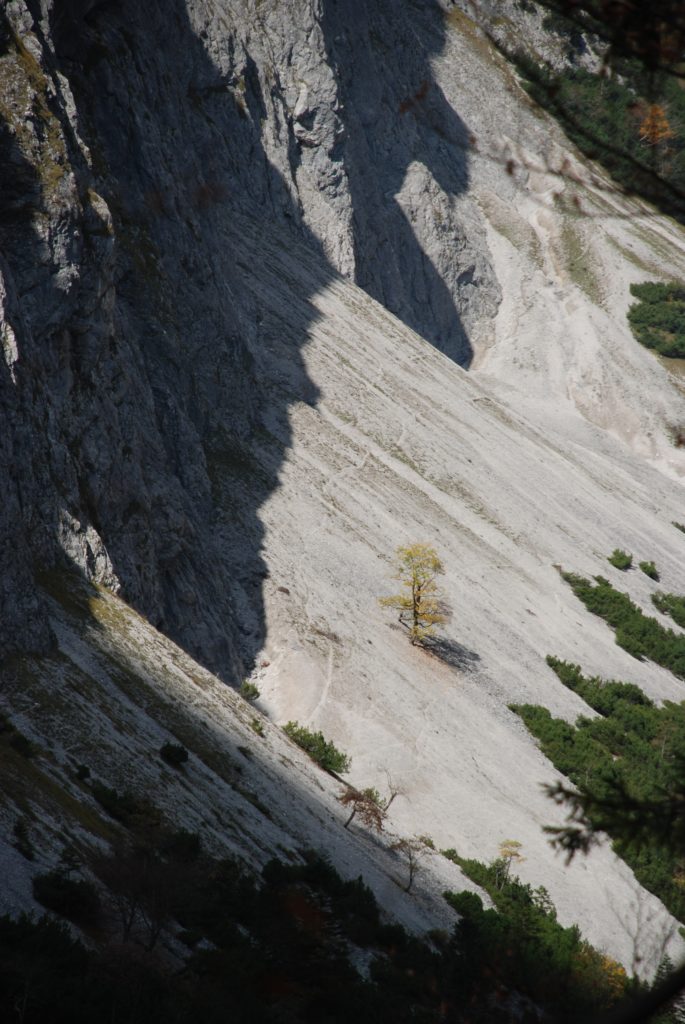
(339, 773, 404, 832)
(494, 839, 525, 888)
(379, 543, 448, 645)
(391, 837, 426, 893)
(339, 786, 387, 831)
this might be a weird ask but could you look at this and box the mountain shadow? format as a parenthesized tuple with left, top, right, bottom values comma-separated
(320, 0, 475, 365)
(0, 0, 332, 679)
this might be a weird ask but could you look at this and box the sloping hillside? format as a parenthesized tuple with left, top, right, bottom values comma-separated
(3, 0, 685, 986)
(4, 209, 685, 970)
(213, 214, 685, 972)
(0, 568, 473, 936)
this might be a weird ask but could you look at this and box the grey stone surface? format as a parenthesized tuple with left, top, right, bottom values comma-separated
(0, 0, 499, 674)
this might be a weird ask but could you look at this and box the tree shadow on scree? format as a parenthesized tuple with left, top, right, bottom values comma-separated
(388, 623, 480, 672)
(425, 635, 481, 672)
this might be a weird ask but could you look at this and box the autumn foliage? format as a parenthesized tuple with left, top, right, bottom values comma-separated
(638, 103, 675, 146)
(339, 787, 387, 831)
(379, 543, 449, 645)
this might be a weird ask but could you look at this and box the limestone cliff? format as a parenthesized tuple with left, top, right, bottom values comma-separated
(0, 0, 502, 674)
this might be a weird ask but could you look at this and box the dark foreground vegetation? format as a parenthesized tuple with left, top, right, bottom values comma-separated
(1, 824, 636, 1024)
(442, 848, 631, 1015)
(2, 854, 635, 1024)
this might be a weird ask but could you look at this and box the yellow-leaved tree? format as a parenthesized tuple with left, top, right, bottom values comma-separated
(379, 542, 449, 646)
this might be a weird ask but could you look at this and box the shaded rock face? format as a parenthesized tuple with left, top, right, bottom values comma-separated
(318, 1, 499, 362)
(0, 0, 497, 673)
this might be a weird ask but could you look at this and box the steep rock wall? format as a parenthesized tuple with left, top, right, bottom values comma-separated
(0, 0, 498, 671)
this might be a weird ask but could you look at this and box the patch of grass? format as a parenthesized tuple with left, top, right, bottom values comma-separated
(639, 561, 659, 581)
(445, 6, 511, 73)
(628, 282, 685, 358)
(606, 233, 669, 278)
(387, 444, 422, 476)
(0, 744, 116, 842)
(607, 549, 632, 571)
(282, 722, 351, 774)
(0, 30, 68, 201)
(514, 656, 685, 927)
(560, 221, 602, 304)
(239, 680, 260, 702)
(562, 571, 685, 676)
(67, 634, 243, 788)
(652, 591, 685, 627)
(249, 717, 265, 738)
(478, 193, 544, 266)
(417, 834, 435, 850)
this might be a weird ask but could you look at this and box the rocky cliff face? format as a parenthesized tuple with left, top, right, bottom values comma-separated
(0, 0, 499, 674)
(5, 0, 685, 970)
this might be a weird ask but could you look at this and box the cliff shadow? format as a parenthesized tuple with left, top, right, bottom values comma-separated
(320, 0, 475, 365)
(0, 0, 335, 680)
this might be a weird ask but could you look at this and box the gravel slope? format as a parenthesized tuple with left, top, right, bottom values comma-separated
(210, 214, 685, 973)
